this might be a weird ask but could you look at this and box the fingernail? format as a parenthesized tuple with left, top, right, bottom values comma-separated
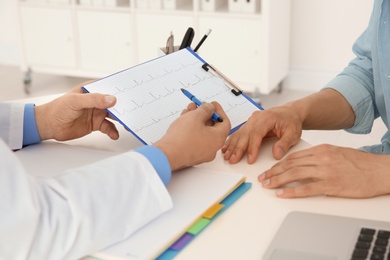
(230, 153, 236, 160)
(276, 147, 284, 159)
(276, 189, 284, 196)
(263, 179, 270, 186)
(247, 153, 252, 162)
(104, 95, 115, 104)
(258, 173, 265, 181)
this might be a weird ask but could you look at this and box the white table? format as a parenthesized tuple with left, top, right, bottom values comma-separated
(15, 94, 390, 260)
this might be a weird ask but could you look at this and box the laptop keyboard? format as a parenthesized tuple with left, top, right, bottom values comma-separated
(351, 228, 390, 260)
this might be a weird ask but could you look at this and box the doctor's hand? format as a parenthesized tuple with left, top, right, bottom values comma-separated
(222, 105, 303, 164)
(154, 102, 231, 172)
(259, 144, 390, 198)
(34, 83, 119, 142)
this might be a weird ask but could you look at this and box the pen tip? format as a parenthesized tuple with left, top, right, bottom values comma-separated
(180, 88, 185, 92)
(217, 118, 223, 122)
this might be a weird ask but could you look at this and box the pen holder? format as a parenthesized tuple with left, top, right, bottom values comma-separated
(158, 45, 180, 56)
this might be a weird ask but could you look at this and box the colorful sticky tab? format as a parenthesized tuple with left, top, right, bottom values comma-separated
(202, 203, 224, 219)
(155, 182, 252, 260)
(170, 233, 194, 251)
(187, 218, 210, 235)
(155, 249, 178, 260)
(216, 182, 252, 217)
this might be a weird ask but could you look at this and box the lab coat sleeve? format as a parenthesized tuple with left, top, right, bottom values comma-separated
(0, 102, 24, 149)
(0, 140, 173, 260)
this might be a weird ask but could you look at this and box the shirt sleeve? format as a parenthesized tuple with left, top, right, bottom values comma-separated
(322, 3, 377, 135)
(134, 145, 172, 186)
(23, 104, 41, 147)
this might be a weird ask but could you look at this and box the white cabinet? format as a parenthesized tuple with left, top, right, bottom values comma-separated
(77, 10, 133, 74)
(16, 0, 290, 94)
(19, 6, 76, 69)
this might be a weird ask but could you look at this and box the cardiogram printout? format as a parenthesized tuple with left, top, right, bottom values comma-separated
(82, 48, 262, 145)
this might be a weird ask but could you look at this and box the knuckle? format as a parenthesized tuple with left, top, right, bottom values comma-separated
(287, 167, 301, 179)
(262, 109, 278, 119)
(299, 184, 312, 194)
(201, 102, 214, 113)
(250, 110, 262, 118)
(279, 160, 294, 172)
(291, 185, 313, 197)
(268, 175, 279, 187)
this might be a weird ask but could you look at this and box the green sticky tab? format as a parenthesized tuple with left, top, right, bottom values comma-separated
(187, 218, 211, 235)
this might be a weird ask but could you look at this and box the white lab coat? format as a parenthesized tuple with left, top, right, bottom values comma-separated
(0, 103, 173, 259)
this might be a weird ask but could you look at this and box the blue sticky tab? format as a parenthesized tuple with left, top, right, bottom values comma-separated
(217, 182, 252, 217)
(155, 249, 179, 260)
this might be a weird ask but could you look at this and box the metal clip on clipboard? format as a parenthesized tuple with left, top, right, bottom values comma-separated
(202, 63, 243, 96)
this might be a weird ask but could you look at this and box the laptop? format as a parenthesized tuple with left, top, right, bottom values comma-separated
(263, 211, 390, 260)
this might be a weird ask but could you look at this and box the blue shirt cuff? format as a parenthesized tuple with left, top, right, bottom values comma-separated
(23, 104, 41, 146)
(134, 146, 172, 186)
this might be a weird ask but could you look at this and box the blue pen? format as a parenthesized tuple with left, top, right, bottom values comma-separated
(180, 88, 223, 122)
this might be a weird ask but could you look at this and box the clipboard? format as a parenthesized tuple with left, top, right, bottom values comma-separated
(82, 48, 263, 145)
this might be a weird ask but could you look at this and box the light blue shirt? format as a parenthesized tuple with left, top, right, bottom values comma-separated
(323, 0, 390, 154)
(22, 104, 171, 185)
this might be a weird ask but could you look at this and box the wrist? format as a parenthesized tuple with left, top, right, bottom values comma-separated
(370, 154, 390, 196)
(285, 99, 308, 128)
(285, 91, 327, 130)
(154, 140, 182, 172)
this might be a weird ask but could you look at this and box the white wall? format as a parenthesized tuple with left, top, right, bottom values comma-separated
(0, 0, 374, 91)
(285, 0, 374, 91)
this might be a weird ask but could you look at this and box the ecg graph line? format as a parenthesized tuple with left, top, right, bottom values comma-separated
(132, 109, 182, 133)
(110, 60, 200, 96)
(111, 73, 223, 118)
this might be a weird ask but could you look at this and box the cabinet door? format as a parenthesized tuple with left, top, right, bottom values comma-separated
(198, 17, 263, 92)
(135, 14, 194, 63)
(20, 7, 76, 68)
(77, 11, 133, 73)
